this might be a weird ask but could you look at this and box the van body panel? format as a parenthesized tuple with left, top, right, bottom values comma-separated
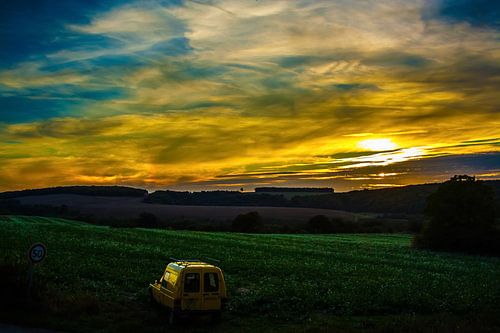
(150, 261, 226, 314)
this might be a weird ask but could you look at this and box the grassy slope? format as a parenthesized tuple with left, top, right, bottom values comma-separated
(1, 215, 499, 332)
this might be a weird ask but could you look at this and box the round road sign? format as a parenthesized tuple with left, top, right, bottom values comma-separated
(28, 243, 46, 264)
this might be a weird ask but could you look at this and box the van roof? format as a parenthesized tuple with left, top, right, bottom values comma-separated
(167, 261, 218, 272)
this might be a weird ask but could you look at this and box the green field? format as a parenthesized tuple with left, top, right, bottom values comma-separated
(1, 215, 499, 332)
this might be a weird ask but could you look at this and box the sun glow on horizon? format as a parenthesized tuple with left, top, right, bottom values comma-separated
(358, 139, 399, 152)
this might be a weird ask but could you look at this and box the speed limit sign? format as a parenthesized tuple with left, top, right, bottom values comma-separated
(28, 243, 46, 264)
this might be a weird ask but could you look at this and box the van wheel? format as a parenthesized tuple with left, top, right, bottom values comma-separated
(211, 311, 221, 323)
(168, 310, 175, 325)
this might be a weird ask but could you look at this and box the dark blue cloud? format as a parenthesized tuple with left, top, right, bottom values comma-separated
(260, 73, 298, 90)
(335, 152, 499, 179)
(176, 101, 233, 110)
(277, 53, 433, 70)
(425, 0, 499, 28)
(278, 56, 319, 68)
(333, 83, 379, 91)
(87, 54, 148, 68)
(148, 37, 193, 57)
(0, 84, 125, 123)
(0, 96, 78, 123)
(437, 153, 500, 171)
(0, 0, 119, 67)
(364, 52, 433, 68)
(226, 63, 266, 72)
(154, 61, 228, 82)
(0, 0, 185, 68)
(0, 0, 189, 124)
(277, 55, 339, 68)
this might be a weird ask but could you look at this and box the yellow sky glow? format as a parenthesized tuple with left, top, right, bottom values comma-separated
(0, 1, 499, 192)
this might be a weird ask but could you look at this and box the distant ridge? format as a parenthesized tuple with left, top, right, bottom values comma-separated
(1, 180, 498, 214)
(255, 187, 334, 193)
(0, 185, 147, 199)
(292, 180, 500, 213)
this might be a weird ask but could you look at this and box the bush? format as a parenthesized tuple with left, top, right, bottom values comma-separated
(307, 215, 332, 233)
(232, 212, 264, 233)
(413, 175, 500, 255)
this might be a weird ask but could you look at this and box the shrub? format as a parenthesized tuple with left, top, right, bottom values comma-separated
(307, 215, 332, 233)
(232, 212, 264, 233)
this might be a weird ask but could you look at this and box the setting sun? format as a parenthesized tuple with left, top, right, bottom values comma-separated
(358, 139, 399, 152)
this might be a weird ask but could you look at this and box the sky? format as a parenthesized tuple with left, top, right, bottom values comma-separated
(0, 0, 499, 192)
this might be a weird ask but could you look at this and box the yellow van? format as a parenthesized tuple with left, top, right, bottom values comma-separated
(149, 259, 227, 323)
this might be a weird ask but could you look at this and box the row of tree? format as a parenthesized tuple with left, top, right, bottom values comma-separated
(145, 190, 290, 206)
(0, 186, 147, 199)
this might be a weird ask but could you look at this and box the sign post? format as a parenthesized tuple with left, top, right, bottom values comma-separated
(27, 243, 46, 300)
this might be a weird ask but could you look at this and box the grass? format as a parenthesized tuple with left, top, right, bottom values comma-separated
(1, 215, 499, 332)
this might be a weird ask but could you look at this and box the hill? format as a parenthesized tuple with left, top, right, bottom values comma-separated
(0, 186, 147, 199)
(299, 180, 500, 213)
(1, 180, 498, 221)
(1, 216, 499, 332)
(292, 183, 441, 213)
(142, 180, 500, 214)
(255, 187, 334, 193)
(10, 194, 358, 225)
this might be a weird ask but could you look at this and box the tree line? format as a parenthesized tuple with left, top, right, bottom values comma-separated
(0, 186, 147, 199)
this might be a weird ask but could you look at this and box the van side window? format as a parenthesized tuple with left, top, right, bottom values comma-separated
(204, 272, 219, 292)
(184, 273, 200, 292)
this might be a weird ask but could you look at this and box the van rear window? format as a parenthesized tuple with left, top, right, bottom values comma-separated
(161, 271, 178, 288)
(204, 272, 219, 292)
(184, 273, 200, 292)
(161, 272, 169, 288)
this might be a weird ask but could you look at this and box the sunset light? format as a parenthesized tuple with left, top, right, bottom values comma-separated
(358, 139, 399, 152)
(0, 0, 498, 192)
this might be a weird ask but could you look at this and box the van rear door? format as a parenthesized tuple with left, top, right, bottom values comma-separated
(160, 270, 177, 308)
(181, 269, 202, 311)
(202, 271, 221, 310)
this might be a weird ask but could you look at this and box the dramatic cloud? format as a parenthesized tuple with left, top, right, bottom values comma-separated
(0, 0, 498, 191)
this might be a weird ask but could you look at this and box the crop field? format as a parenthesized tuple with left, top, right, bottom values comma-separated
(1, 215, 499, 332)
(15, 194, 358, 222)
